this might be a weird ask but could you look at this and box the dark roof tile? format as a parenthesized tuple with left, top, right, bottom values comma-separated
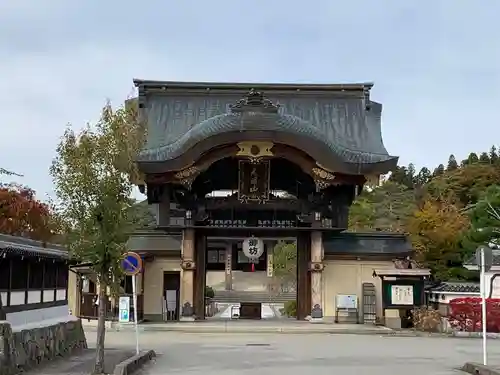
(0, 234, 68, 259)
(427, 282, 480, 294)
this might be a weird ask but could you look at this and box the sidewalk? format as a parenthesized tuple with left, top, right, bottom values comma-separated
(83, 319, 395, 335)
(30, 348, 135, 375)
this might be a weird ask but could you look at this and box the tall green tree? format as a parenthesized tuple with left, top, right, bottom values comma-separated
(388, 165, 416, 189)
(467, 152, 479, 164)
(479, 152, 490, 164)
(50, 102, 145, 374)
(349, 181, 417, 232)
(446, 155, 459, 171)
(432, 164, 445, 177)
(489, 146, 499, 165)
(388, 166, 407, 186)
(416, 167, 432, 186)
(270, 241, 297, 293)
(462, 185, 500, 255)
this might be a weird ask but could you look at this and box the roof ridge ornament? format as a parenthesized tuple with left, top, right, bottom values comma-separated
(230, 89, 279, 114)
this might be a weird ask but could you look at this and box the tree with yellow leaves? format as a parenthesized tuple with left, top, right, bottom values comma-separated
(408, 199, 470, 280)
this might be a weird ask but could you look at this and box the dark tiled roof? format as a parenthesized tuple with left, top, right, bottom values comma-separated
(135, 82, 398, 175)
(427, 282, 480, 294)
(0, 233, 68, 259)
(464, 249, 500, 266)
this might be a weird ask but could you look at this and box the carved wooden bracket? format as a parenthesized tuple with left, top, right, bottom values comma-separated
(311, 166, 336, 190)
(174, 166, 201, 190)
(230, 89, 280, 114)
(181, 259, 196, 271)
(309, 262, 324, 272)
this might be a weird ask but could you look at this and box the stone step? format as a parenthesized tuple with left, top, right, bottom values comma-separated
(213, 291, 296, 303)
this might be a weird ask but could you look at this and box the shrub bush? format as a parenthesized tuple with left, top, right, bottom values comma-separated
(448, 297, 500, 332)
(205, 286, 215, 299)
(283, 300, 297, 317)
(411, 306, 442, 332)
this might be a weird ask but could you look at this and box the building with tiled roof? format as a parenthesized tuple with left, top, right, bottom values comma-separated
(425, 281, 480, 315)
(0, 234, 70, 327)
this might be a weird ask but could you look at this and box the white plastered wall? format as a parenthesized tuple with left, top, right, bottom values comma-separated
(323, 260, 395, 319)
(143, 258, 181, 316)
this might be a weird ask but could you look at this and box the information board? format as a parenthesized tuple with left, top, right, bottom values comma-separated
(391, 285, 414, 305)
(118, 296, 130, 323)
(336, 294, 358, 309)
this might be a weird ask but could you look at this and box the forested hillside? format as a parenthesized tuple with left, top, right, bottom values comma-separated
(349, 147, 500, 281)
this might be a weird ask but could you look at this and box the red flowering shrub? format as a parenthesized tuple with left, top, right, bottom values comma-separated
(448, 297, 500, 332)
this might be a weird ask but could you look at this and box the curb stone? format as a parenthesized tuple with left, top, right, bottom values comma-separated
(463, 362, 500, 375)
(113, 350, 156, 375)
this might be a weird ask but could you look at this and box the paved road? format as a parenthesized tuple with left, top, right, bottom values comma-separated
(86, 330, 500, 375)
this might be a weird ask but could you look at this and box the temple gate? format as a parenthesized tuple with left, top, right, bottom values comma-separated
(132, 80, 399, 320)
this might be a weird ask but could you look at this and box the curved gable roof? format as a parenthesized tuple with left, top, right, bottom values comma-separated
(135, 83, 398, 175)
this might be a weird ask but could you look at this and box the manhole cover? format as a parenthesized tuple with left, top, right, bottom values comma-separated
(246, 343, 271, 347)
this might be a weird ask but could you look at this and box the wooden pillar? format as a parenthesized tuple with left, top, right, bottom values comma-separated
(310, 231, 324, 311)
(193, 232, 206, 320)
(180, 228, 195, 319)
(157, 185, 170, 226)
(296, 232, 311, 320)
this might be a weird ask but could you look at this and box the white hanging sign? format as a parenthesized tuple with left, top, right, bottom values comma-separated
(242, 237, 264, 260)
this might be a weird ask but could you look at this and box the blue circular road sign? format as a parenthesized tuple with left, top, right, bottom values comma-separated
(122, 252, 143, 275)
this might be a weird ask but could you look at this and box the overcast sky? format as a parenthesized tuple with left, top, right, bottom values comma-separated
(0, 1, 498, 201)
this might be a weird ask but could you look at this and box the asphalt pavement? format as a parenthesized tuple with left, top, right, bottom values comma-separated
(83, 329, 499, 375)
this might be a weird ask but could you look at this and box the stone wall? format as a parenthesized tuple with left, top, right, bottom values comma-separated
(0, 319, 87, 375)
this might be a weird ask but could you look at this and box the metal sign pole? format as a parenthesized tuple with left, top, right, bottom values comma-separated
(481, 249, 487, 365)
(132, 274, 140, 355)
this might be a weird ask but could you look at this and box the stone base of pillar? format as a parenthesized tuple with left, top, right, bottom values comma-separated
(309, 304, 324, 323)
(309, 317, 324, 323)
